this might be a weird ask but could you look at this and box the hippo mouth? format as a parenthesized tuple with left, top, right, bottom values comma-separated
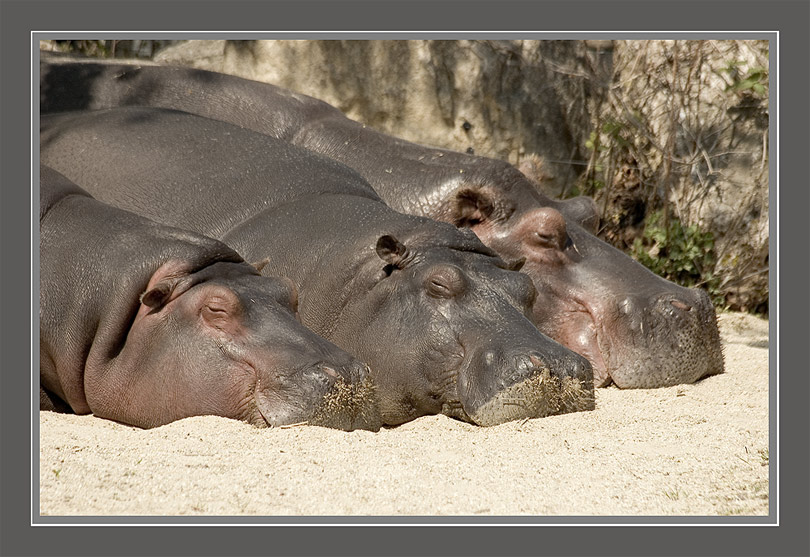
(455, 347, 595, 427)
(465, 369, 595, 427)
(307, 376, 382, 431)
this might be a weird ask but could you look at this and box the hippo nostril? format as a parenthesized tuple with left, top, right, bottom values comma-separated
(529, 355, 545, 369)
(515, 355, 532, 371)
(484, 350, 496, 367)
(336, 362, 372, 384)
(321, 365, 340, 379)
(564, 354, 592, 380)
(670, 299, 692, 312)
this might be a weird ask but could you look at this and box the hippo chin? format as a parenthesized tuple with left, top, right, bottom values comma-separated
(37, 55, 723, 388)
(39, 165, 381, 430)
(40, 108, 595, 427)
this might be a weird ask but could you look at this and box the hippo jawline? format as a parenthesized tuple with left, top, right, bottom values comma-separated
(465, 369, 595, 427)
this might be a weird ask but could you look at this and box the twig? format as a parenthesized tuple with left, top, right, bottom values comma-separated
(278, 421, 309, 429)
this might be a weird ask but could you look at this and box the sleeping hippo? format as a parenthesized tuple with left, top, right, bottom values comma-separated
(38, 55, 724, 388)
(39, 164, 381, 430)
(40, 108, 594, 427)
(319, 146, 725, 389)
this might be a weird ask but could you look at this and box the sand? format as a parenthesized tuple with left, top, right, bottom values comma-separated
(38, 311, 770, 517)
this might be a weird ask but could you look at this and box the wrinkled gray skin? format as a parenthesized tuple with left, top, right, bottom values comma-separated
(40, 108, 594, 427)
(39, 164, 380, 430)
(38, 55, 723, 388)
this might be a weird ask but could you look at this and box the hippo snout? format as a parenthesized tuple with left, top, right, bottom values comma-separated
(496, 351, 590, 391)
(607, 287, 724, 389)
(461, 344, 595, 427)
(306, 361, 381, 432)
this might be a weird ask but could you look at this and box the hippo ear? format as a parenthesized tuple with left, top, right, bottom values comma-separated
(140, 281, 174, 310)
(140, 276, 192, 311)
(454, 189, 495, 227)
(559, 196, 600, 234)
(375, 235, 410, 269)
(279, 276, 300, 315)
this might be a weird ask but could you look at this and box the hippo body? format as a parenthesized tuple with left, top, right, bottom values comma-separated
(39, 164, 380, 430)
(40, 108, 594, 427)
(39, 56, 723, 388)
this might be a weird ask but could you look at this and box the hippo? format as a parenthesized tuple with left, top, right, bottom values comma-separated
(40, 108, 594, 427)
(39, 164, 381, 430)
(38, 55, 724, 388)
(313, 145, 725, 390)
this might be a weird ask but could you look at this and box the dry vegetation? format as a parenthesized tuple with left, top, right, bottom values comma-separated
(571, 40, 769, 312)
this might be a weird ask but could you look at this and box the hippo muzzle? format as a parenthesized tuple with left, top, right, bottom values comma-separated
(602, 287, 724, 389)
(306, 361, 382, 431)
(253, 356, 381, 431)
(457, 335, 595, 427)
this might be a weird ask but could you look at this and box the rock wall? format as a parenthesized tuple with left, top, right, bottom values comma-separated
(155, 39, 606, 196)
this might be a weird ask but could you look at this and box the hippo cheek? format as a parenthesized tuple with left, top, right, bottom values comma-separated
(519, 264, 611, 386)
(542, 308, 612, 388)
(367, 354, 457, 427)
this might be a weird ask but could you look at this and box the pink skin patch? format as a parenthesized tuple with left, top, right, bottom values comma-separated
(549, 306, 611, 387)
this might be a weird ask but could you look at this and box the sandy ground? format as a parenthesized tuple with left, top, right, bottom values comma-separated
(38, 311, 770, 517)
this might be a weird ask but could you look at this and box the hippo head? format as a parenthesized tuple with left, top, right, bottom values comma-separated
(96, 260, 381, 430)
(326, 225, 594, 426)
(446, 183, 724, 388)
